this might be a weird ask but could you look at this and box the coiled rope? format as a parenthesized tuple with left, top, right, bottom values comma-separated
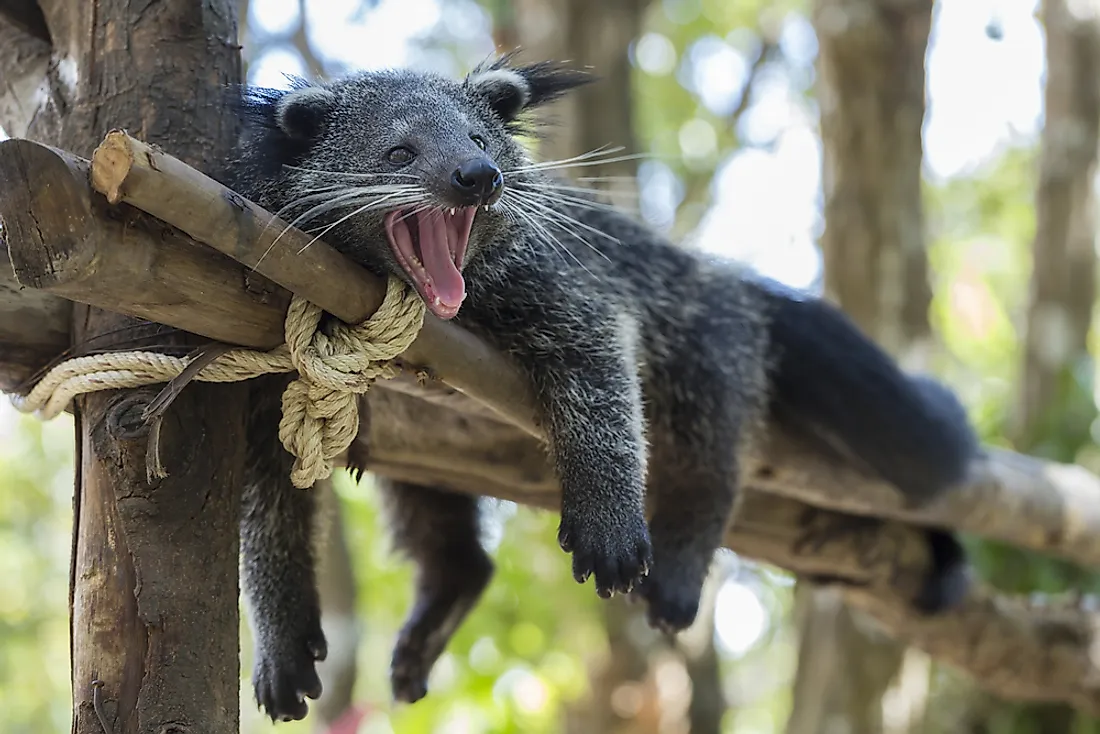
(10, 277, 426, 488)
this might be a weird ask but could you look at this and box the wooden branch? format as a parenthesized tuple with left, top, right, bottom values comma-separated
(89, 131, 540, 434)
(91, 131, 383, 327)
(0, 138, 288, 351)
(3, 132, 1100, 576)
(751, 434, 1100, 570)
(360, 389, 1100, 714)
(26, 1, 247, 731)
(0, 241, 69, 392)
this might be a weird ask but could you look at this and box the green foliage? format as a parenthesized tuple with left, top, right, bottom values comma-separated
(925, 146, 1037, 445)
(0, 410, 76, 733)
(925, 145, 1100, 604)
(631, 0, 811, 234)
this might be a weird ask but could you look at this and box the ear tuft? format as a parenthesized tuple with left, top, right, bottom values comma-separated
(466, 67, 531, 121)
(466, 53, 594, 122)
(274, 86, 337, 141)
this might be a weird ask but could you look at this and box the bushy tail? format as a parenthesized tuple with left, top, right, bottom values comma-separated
(754, 280, 977, 613)
(759, 283, 977, 503)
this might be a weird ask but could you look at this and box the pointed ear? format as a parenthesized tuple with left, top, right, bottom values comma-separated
(273, 85, 337, 141)
(465, 56, 594, 122)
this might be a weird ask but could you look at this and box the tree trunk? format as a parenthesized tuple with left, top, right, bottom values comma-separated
(0, 2, 246, 732)
(789, 2, 934, 732)
(966, 0, 1100, 731)
(1011, 0, 1100, 459)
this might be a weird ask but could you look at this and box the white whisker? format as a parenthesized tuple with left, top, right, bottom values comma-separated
(507, 152, 649, 175)
(505, 190, 616, 261)
(283, 165, 421, 180)
(510, 183, 633, 214)
(295, 191, 427, 255)
(501, 193, 603, 276)
(506, 144, 624, 173)
(257, 185, 426, 270)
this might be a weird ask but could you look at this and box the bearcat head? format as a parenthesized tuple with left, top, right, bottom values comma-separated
(232, 53, 593, 319)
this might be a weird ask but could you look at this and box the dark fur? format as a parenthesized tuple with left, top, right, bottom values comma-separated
(226, 55, 978, 720)
(241, 374, 327, 721)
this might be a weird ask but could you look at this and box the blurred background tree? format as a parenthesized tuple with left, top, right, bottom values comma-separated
(2, 0, 1098, 732)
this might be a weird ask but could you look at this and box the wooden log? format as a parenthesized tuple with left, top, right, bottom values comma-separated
(89, 131, 541, 434)
(0, 242, 69, 392)
(2, 107, 1100, 711)
(361, 389, 1100, 714)
(91, 130, 386, 327)
(0, 139, 288, 350)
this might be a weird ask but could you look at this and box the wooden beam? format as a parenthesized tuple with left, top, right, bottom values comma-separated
(5, 132, 1100, 573)
(0, 139, 288, 351)
(361, 389, 1100, 714)
(89, 131, 541, 434)
(92, 130, 386, 327)
(0, 242, 69, 392)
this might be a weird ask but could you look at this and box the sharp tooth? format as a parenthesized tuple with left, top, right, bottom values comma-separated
(449, 207, 456, 216)
(484, 205, 490, 212)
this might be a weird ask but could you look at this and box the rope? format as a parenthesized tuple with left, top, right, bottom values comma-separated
(11, 277, 426, 488)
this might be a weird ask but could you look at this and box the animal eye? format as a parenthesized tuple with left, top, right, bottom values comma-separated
(387, 146, 416, 165)
(470, 135, 487, 151)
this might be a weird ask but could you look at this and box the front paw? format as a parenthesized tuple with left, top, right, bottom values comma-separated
(558, 510, 652, 598)
(253, 623, 328, 722)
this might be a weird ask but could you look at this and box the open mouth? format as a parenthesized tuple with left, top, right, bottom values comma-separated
(383, 207, 477, 320)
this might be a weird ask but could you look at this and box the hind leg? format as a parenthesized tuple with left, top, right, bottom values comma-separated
(638, 407, 739, 638)
(637, 437, 739, 634)
(242, 375, 327, 722)
(380, 480, 494, 703)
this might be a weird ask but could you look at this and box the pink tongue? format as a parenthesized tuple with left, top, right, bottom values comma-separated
(418, 211, 465, 308)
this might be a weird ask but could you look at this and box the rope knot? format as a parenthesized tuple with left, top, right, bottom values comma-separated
(279, 278, 425, 487)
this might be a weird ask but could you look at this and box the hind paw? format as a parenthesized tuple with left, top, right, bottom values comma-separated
(253, 624, 327, 722)
(637, 572, 702, 634)
(391, 632, 433, 704)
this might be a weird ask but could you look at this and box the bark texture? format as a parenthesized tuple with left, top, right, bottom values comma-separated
(966, 0, 1100, 730)
(1011, 0, 1100, 455)
(4, 2, 247, 732)
(0, 15, 50, 136)
(789, 1, 934, 732)
(815, 0, 934, 362)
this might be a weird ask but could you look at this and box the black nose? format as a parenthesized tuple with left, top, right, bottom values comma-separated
(451, 158, 504, 204)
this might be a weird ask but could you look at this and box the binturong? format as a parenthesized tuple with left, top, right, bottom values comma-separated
(225, 53, 979, 722)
